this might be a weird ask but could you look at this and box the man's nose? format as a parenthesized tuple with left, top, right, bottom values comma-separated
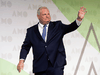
(46, 15, 49, 18)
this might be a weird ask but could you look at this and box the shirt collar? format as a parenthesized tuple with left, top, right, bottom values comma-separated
(38, 22, 49, 28)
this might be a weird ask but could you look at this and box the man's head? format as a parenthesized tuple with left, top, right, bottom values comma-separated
(37, 7, 51, 25)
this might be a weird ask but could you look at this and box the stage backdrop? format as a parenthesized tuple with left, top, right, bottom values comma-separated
(0, 0, 100, 75)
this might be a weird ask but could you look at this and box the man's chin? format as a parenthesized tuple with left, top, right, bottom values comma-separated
(45, 20, 50, 24)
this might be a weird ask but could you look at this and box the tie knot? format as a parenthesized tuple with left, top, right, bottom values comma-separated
(44, 24, 47, 28)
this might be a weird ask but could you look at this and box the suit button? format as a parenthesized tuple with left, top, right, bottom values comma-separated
(45, 46, 47, 48)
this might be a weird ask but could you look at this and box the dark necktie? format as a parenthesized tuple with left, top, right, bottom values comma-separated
(42, 25, 47, 41)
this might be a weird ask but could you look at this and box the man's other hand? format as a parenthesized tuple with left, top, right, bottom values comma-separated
(17, 60, 24, 73)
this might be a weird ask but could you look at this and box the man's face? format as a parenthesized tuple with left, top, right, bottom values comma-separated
(37, 8, 51, 25)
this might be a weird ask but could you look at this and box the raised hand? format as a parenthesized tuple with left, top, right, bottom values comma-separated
(77, 6, 87, 21)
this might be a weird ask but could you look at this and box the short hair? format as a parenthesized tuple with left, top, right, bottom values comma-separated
(37, 6, 49, 15)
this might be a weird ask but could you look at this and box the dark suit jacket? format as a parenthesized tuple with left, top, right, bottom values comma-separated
(20, 20, 79, 73)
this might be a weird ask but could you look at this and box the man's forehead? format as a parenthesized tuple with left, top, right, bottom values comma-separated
(40, 8, 49, 14)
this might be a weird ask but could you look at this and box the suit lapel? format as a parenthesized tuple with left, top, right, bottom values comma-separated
(47, 21, 54, 43)
(34, 23, 45, 43)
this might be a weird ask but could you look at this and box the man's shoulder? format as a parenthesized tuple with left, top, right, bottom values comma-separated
(27, 23, 38, 30)
(50, 20, 62, 27)
(50, 20, 62, 24)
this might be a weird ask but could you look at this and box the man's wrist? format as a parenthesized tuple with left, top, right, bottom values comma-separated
(77, 17, 82, 21)
(19, 59, 24, 63)
(76, 19, 82, 26)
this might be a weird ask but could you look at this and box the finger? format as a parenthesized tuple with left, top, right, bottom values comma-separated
(80, 7, 83, 10)
(21, 64, 24, 70)
(17, 68, 20, 73)
(18, 67, 22, 72)
(82, 6, 84, 9)
(83, 8, 86, 11)
(80, 6, 85, 12)
(84, 11, 87, 14)
(17, 66, 22, 72)
(80, 6, 84, 10)
(19, 68, 21, 73)
(17, 66, 19, 71)
(22, 66, 24, 70)
(79, 8, 86, 14)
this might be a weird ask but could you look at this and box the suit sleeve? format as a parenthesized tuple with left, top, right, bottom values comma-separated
(19, 29, 32, 60)
(60, 20, 79, 34)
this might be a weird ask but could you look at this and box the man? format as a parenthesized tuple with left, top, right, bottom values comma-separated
(17, 6, 87, 75)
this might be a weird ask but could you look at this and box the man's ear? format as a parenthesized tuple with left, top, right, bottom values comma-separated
(37, 14, 39, 19)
